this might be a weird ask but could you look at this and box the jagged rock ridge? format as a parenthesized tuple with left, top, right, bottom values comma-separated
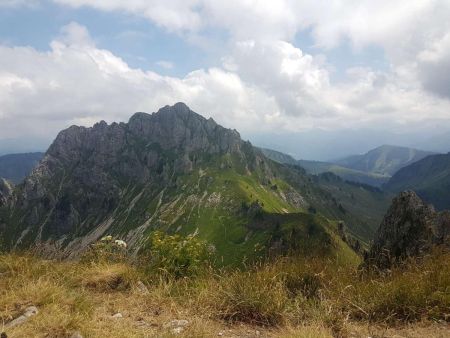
(366, 191, 450, 268)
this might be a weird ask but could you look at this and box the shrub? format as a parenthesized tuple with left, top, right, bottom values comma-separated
(145, 231, 213, 278)
(81, 236, 128, 263)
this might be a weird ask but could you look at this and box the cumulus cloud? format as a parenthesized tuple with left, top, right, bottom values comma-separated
(3, 0, 450, 146)
(49, 0, 450, 101)
(1, 21, 449, 145)
(417, 32, 450, 99)
(53, 0, 202, 33)
(0, 22, 280, 139)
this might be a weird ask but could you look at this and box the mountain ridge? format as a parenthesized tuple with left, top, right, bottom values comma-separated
(334, 144, 435, 176)
(260, 147, 390, 187)
(385, 152, 450, 210)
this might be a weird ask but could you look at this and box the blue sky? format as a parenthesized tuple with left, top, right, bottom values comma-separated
(0, 1, 450, 159)
(0, 2, 211, 76)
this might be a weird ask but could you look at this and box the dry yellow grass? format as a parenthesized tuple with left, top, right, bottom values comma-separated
(0, 252, 449, 337)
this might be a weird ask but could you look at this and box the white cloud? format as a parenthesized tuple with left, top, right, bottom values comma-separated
(50, 0, 450, 101)
(53, 0, 202, 33)
(0, 23, 279, 139)
(417, 32, 450, 99)
(1, 22, 450, 145)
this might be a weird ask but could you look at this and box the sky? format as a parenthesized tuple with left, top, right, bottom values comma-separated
(0, 0, 450, 160)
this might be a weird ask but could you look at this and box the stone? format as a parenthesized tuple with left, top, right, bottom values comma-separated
(136, 280, 149, 294)
(5, 306, 38, 328)
(164, 319, 189, 334)
(366, 191, 450, 268)
(70, 331, 83, 338)
(112, 312, 123, 319)
(163, 319, 189, 329)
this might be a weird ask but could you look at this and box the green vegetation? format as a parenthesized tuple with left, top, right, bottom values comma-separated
(142, 231, 212, 278)
(81, 235, 128, 263)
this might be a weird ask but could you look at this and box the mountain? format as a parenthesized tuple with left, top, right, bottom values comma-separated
(260, 148, 389, 187)
(0, 103, 390, 262)
(334, 145, 435, 176)
(0, 152, 44, 183)
(384, 153, 450, 210)
(366, 191, 450, 268)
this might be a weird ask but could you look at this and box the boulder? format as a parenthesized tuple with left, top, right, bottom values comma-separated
(366, 191, 450, 268)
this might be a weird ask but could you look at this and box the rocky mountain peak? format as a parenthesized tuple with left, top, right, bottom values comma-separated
(127, 102, 242, 154)
(4, 103, 257, 250)
(366, 190, 450, 268)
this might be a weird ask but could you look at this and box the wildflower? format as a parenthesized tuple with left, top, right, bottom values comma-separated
(114, 239, 127, 248)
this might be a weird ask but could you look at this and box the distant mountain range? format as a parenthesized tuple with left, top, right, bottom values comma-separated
(262, 145, 450, 212)
(0, 152, 44, 184)
(260, 145, 432, 187)
(385, 152, 450, 210)
(334, 145, 436, 176)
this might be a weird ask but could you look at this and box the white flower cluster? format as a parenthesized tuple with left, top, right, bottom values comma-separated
(100, 235, 127, 249)
(114, 239, 127, 249)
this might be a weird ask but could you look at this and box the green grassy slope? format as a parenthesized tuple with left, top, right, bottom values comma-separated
(1, 148, 370, 267)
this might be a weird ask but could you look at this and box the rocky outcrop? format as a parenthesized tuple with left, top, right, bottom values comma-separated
(366, 191, 450, 268)
(0, 178, 13, 207)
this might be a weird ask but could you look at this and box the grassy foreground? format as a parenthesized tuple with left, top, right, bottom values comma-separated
(0, 250, 449, 337)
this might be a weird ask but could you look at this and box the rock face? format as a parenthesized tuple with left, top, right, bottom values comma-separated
(366, 191, 450, 268)
(0, 178, 13, 207)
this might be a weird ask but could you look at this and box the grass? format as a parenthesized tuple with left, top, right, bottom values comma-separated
(1, 249, 449, 337)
